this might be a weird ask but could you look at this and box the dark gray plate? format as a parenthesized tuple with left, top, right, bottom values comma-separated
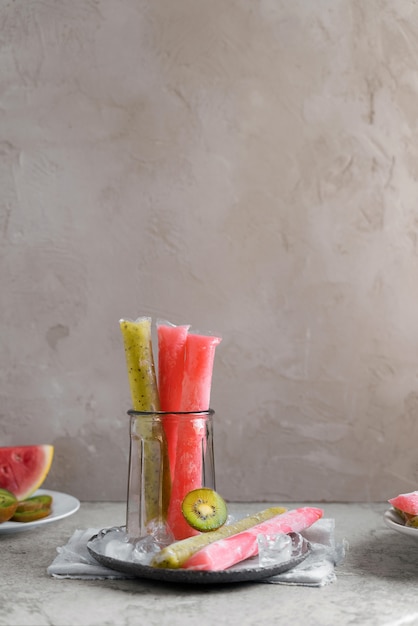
(87, 531, 311, 585)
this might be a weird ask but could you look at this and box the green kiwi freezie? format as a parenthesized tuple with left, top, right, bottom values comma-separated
(120, 318, 171, 531)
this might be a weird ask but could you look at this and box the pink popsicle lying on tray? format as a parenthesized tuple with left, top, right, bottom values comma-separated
(182, 507, 323, 571)
(166, 331, 222, 540)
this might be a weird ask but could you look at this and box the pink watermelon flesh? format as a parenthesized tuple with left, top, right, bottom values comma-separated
(388, 491, 418, 516)
(0, 445, 54, 500)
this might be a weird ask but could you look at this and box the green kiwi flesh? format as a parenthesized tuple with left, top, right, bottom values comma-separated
(15, 495, 53, 513)
(6, 494, 54, 522)
(181, 488, 228, 532)
(11, 506, 52, 522)
(0, 488, 18, 523)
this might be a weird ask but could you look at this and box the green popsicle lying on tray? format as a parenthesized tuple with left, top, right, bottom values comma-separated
(151, 506, 287, 569)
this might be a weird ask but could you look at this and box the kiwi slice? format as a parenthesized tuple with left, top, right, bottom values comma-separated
(11, 506, 52, 523)
(181, 488, 228, 532)
(15, 495, 53, 513)
(0, 488, 18, 523)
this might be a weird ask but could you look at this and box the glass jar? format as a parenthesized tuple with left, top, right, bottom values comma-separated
(126, 409, 216, 539)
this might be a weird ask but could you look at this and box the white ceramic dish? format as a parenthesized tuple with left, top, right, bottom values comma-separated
(383, 508, 418, 539)
(0, 489, 80, 534)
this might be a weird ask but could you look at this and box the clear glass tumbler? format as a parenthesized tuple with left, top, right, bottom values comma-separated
(126, 409, 216, 539)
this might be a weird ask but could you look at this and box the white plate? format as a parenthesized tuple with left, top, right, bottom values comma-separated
(0, 489, 80, 534)
(384, 508, 418, 539)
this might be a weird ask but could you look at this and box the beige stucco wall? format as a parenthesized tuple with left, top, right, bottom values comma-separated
(1, 0, 418, 502)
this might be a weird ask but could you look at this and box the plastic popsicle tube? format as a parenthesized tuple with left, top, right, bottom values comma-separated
(157, 321, 189, 478)
(119, 317, 160, 411)
(180, 332, 222, 412)
(166, 332, 222, 540)
(182, 507, 324, 571)
(151, 506, 287, 569)
(119, 317, 171, 528)
(157, 321, 190, 412)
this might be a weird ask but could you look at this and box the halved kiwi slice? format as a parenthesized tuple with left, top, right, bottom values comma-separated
(181, 488, 228, 532)
(15, 495, 53, 513)
(0, 488, 18, 523)
(11, 494, 53, 522)
(11, 506, 52, 523)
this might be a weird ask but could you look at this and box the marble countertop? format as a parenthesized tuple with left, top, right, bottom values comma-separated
(1, 501, 417, 626)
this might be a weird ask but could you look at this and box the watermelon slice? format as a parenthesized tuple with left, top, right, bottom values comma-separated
(388, 491, 418, 516)
(0, 445, 54, 500)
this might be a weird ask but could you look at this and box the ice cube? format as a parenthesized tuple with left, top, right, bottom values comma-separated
(97, 526, 126, 539)
(104, 537, 134, 561)
(146, 520, 174, 547)
(257, 532, 292, 567)
(132, 536, 162, 565)
(132, 525, 174, 565)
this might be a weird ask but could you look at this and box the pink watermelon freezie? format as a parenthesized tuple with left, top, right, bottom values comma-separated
(182, 507, 323, 571)
(157, 322, 189, 412)
(157, 321, 189, 478)
(180, 333, 222, 413)
(165, 331, 222, 540)
(388, 491, 418, 516)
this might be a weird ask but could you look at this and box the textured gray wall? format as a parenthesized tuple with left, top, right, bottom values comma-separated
(1, 0, 417, 502)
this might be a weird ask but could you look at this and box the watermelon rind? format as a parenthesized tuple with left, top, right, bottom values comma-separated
(0, 445, 54, 500)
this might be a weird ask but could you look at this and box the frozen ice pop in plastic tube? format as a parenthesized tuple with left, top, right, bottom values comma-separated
(157, 320, 189, 477)
(166, 331, 222, 540)
(120, 317, 171, 532)
(119, 317, 160, 412)
(180, 332, 222, 412)
(151, 506, 287, 569)
(182, 507, 323, 571)
(157, 320, 189, 413)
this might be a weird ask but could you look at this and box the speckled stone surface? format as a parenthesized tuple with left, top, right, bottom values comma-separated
(1, 501, 418, 626)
